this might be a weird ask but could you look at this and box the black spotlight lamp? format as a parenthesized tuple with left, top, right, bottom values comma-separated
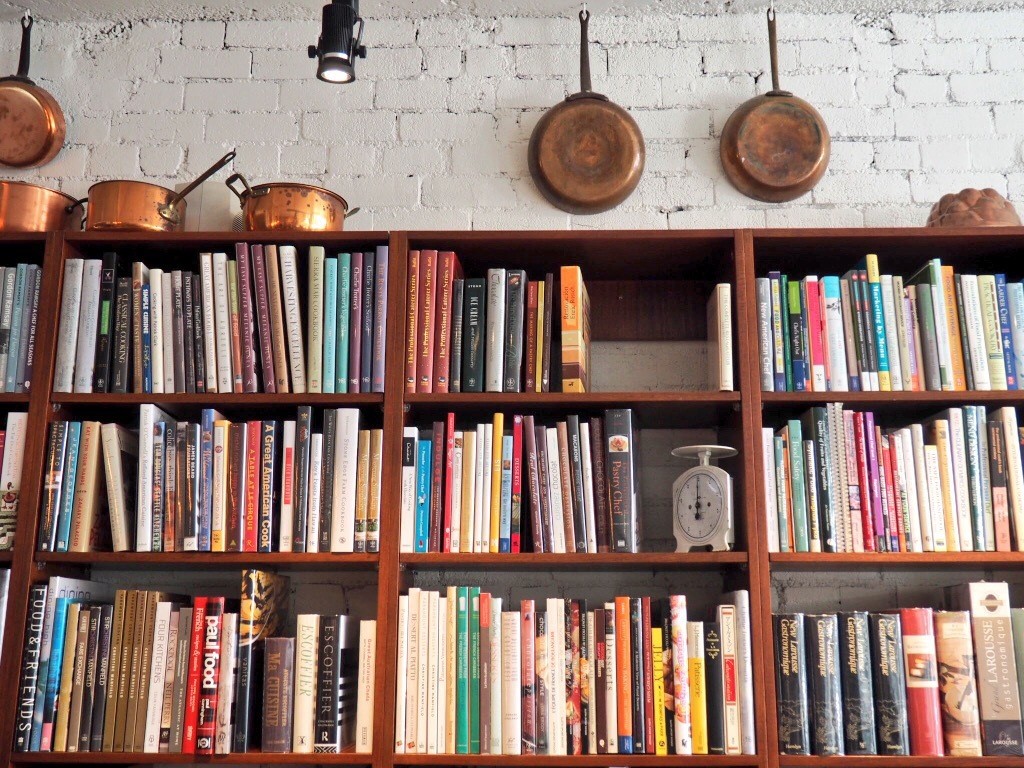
(308, 0, 367, 84)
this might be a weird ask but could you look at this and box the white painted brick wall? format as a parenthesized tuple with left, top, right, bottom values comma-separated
(2, 10, 1024, 230)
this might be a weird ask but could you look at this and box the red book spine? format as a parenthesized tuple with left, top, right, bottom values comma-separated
(569, 600, 582, 754)
(899, 607, 944, 756)
(442, 411, 456, 552)
(404, 250, 420, 394)
(852, 412, 876, 551)
(348, 252, 363, 393)
(195, 596, 224, 754)
(432, 251, 461, 393)
(524, 281, 538, 392)
(428, 421, 444, 552)
(244, 419, 261, 552)
(511, 415, 523, 554)
(182, 596, 209, 754)
(876, 426, 897, 552)
(250, 244, 276, 393)
(416, 250, 437, 393)
(640, 596, 655, 754)
(234, 243, 258, 393)
(520, 599, 537, 755)
(589, 416, 611, 553)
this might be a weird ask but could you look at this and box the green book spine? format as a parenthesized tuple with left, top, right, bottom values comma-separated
(455, 586, 470, 753)
(914, 278, 941, 391)
(468, 587, 481, 754)
(787, 419, 810, 552)
(335, 253, 351, 394)
(781, 275, 792, 391)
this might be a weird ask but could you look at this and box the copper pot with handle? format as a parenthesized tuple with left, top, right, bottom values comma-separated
(71, 150, 236, 232)
(0, 180, 82, 231)
(226, 173, 357, 231)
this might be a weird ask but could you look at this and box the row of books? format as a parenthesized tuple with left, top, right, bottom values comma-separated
(0, 411, 26, 550)
(398, 410, 642, 554)
(54, 245, 389, 394)
(404, 253, 589, 394)
(758, 256, 1024, 393)
(15, 571, 376, 755)
(763, 404, 1024, 554)
(0, 263, 41, 393)
(775, 581, 1024, 757)
(395, 588, 753, 756)
(38, 406, 381, 554)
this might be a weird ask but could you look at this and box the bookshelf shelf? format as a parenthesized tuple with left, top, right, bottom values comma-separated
(10, 749, 371, 764)
(50, 392, 385, 407)
(401, 551, 748, 570)
(0, 393, 30, 404)
(770, 551, 1024, 570)
(393, 755, 760, 767)
(777, 756, 1024, 767)
(761, 390, 1024, 409)
(34, 551, 381, 570)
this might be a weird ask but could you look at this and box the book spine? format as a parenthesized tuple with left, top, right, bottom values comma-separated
(405, 250, 420, 393)
(996, 274, 1017, 389)
(520, 599, 537, 754)
(605, 409, 638, 553)
(485, 268, 506, 392)
(432, 250, 457, 393)
(348, 251, 364, 393)
(804, 614, 843, 756)
(265, 246, 290, 392)
(450, 278, 464, 393)
(560, 265, 590, 393)
(524, 281, 538, 392)
(314, 615, 341, 752)
(182, 271, 197, 393)
(360, 251, 375, 392)
(198, 253, 218, 392)
(213, 613, 237, 754)
(249, 245, 275, 392)
(898, 607, 943, 756)
(415, 250, 435, 392)
(258, 420, 278, 553)
(869, 612, 909, 754)
(934, 610, 982, 756)
(462, 278, 486, 392)
(504, 269, 526, 392)
(195, 597, 224, 754)
(279, 246, 307, 393)
(703, 621, 725, 755)
(262, 637, 295, 752)
(181, 596, 208, 753)
(838, 611, 876, 754)
(235, 243, 258, 393)
(774, 613, 810, 755)
(306, 246, 325, 393)
(372, 245, 389, 392)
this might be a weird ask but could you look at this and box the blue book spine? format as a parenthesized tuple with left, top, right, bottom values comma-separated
(141, 282, 152, 393)
(40, 597, 71, 746)
(323, 258, 338, 394)
(152, 421, 165, 551)
(54, 422, 82, 552)
(498, 434, 513, 553)
(5, 263, 26, 392)
(995, 274, 1017, 390)
(336, 253, 351, 394)
(414, 437, 431, 552)
(1008, 282, 1024, 385)
(866, 271, 890, 383)
(198, 408, 215, 551)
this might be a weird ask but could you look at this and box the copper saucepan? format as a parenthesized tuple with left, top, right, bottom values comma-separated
(0, 180, 82, 231)
(72, 150, 237, 232)
(226, 173, 357, 231)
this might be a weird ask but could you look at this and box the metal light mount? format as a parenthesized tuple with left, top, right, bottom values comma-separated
(308, 0, 367, 84)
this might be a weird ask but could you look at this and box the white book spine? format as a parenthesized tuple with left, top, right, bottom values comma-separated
(978, 408, 996, 551)
(762, 427, 780, 552)
(332, 408, 360, 552)
(291, 613, 318, 752)
(755, 277, 774, 390)
(580, 423, 597, 554)
(72, 259, 102, 393)
(899, 428, 923, 553)
(450, 432, 463, 553)
(405, 587, 421, 752)
(214, 612, 238, 754)
(842, 412, 865, 553)
(473, 424, 486, 553)
(415, 590, 430, 754)
(924, 444, 948, 551)
(160, 277, 174, 392)
(478, 423, 493, 553)
(892, 276, 913, 390)
(211, 421, 228, 552)
(911, 424, 934, 551)
(434, 600, 447, 754)
(670, 597, 692, 754)
(54, 259, 84, 392)
(501, 610, 522, 755)
(148, 268, 164, 394)
(999, 406, 1024, 549)
(880, 276, 903, 391)
(552, 598, 567, 756)
(445, 588, 458, 753)
(769, 275, 785, 389)
(306, 433, 323, 553)
(279, 245, 307, 393)
(399, 426, 417, 553)
(948, 408, 974, 551)
(489, 597, 503, 755)
(199, 253, 218, 392)
(136, 404, 166, 552)
(394, 595, 409, 754)
(460, 431, 476, 553)
(143, 600, 172, 751)
(426, 592, 439, 754)
(161, 609, 179, 750)
(931, 272, 954, 391)
(686, 622, 705, 752)
(212, 252, 233, 394)
(100, 423, 129, 552)
(484, 268, 506, 392)
(604, 603, 618, 753)
(356, 619, 377, 754)
(278, 420, 296, 553)
(708, 283, 734, 391)
(545, 428, 566, 554)
(718, 602, 743, 755)
(824, 281, 849, 392)
(979, 275, 1007, 389)
(307, 246, 325, 393)
(961, 274, 992, 390)
(829, 403, 851, 551)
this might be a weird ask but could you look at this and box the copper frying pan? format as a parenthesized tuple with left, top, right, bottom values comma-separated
(720, 6, 829, 203)
(528, 9, 644, 215)
(0, 12, 65, 169)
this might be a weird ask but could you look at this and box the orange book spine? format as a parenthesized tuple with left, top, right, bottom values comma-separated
(614, 596, 633, 752)
(404, 250, 420, 394)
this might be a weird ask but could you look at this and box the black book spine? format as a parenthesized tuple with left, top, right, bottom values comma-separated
(629, 597, 645, 753)
(22, 263, 41, 393)
(92, 252, 118, 392)
(838, 611, 877, 754)
(90, 603, 114, 751)
(111, 276, 132, 393)
(805, 614, 844, 756)
(315, 614, 341, 752)
(319, 409, 337, 553)
(704, 620, 726, 755)
(78, 602, 102, 749)
(869, 612, 909, 755)
(775, 613, 810, 755)
(231, 642, 265, 752)
(38, 420, 70, 552)
(450, 278, 464, 393)
(193, 274, 206, 393)
(181, 272, 196, 394)
(184, 423, 200, 547)
(813, 407, 837, 552)
(360, 252, 375, 392)
(259, 420, 278, 553)
(566, 414, 588, 552)
(604, 408, 638, 553)
(171, 271, 185, 393)
(462, 278, 486, 392)
(292, 406, 312, 552)
(428, 421, 445, 553)
(14, 584, 47, 751)
(503, 269, 526, 392)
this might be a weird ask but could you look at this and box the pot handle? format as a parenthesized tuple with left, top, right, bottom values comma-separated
(225, 172, 253, 203)
(765, 5, 791, 97)
(578, 8, 592, 93)
(347, 206, 360, 217)
(65, 197, 88, 230)
(15, 12, 32, 81)
(159, 149, 237, 224)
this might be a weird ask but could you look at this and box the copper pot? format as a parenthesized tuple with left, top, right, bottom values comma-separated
(226, 173, 356, 231)
(75, 150, 236, 232)
(0, 180, 81, 231)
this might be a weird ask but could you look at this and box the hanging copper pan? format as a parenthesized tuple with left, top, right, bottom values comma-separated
(528, 9, 644, 215)
(0, 12, 65, 169)
(720, 6, 829, 203)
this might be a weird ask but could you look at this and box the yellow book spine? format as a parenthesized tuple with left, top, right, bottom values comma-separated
(489, 412, 503, 552)
(535, 280, 545, 393)
(560, 265, 590, 393)
(652, 627, 668, 755)
(687, 621, 708, 755)
(932, 419, 961, 551)
(460, 430, 475, 553)
(941, 266, 967, 390)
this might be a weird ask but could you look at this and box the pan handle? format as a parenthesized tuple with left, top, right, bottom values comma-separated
(159, 149, 236, 224)
(765, 5, 791, 97)
(14, 12, 32, 81)
(578, 8, 592, 93)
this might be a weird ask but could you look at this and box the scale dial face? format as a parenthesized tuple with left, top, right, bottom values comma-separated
(674, 468, 725, 542)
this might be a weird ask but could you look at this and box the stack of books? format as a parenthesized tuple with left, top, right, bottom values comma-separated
(0, 262, 41, 393)
(0, 410, 27, 550)
(14, 570, 376, 756)
(775, 581, 1024, 757)
(757, 255, 1024, 392)
(38, 406, 381, 554)
(399, 409, 642, 554)
(54, 245, 389, 394)
(394, 588, 753, 756)
(404, 253, 590, 394)
(763, 404, 1024, 553)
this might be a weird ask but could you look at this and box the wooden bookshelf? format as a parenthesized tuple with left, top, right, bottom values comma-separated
(0, 226, 1020, 768)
